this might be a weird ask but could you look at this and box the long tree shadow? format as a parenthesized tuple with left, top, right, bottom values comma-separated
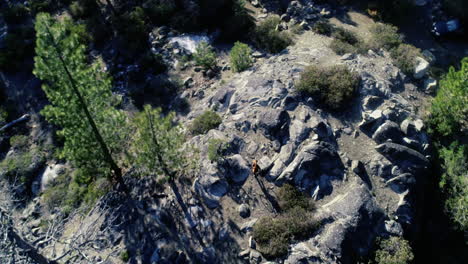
(168, 181, 206, 248)
(253, 174, 281, 214)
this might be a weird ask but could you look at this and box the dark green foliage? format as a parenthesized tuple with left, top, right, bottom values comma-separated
(138, 52, 167, 75)
(367, 0, 416, 24)
(69, 0, 99, 19)
(428, 58, 468, 137)
(221, 0, 255, 40)
(375, 236, 414, 264)
(332, 27, 359, 45)
(9, 135, 28, 150)
(438, 144, 467, 231)
(428, 58, 468, 232)
(190, 110, 222, 135)
(230, 42, 253, 72)
(252, 17, 293, 54)
(296, 65, 360, 110)
(368, 23, 402, 50)
(0, 107, 7, 127)
(29, 0, 54, 15)
(207, 139, 229, 163)
(115, 7, 148, 52)
(329, 39, 357, 55)
(390, 44, 421, 75)
(0, 139, 45, 185)
(278, 184, 314, 212)
(0, 26, 35, 71)
(120, 250, 130, 262)
(144, 0, 176, 25)
(312, 20, 334, 36)
(131, 105, 187, 182)
(34, 13, 128, 184)
(193, 42, 217, 70)
(2, 4, 29, 24)
(253, 185, 318, 259)
(329, 26, 366, 55)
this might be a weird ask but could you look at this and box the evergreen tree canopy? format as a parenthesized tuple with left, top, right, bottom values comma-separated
(34, 13, 127, 183)
(131, 105, 187, 182)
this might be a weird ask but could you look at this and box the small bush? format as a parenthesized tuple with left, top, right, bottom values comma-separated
(144, 1, 176, 25)
(375, 236, 414, 264)
(296, 65, 360, 110)
(252, 17, 293, 54)
(312, 20, 334, 36)
(0, 107, 7, 126)
(193, 41, 217, 70)
(120, 250, 130, 262)
(332, 27, 359, 45)
(253, 185, 318, 259)
(29, 0, 54, 15)
(190, 110, 222, 135)
(329, 39, 357, 55)
(278, 184, 314, 212)
(390, 44, 421, 75)
(368, 23, 402, 50)
(230, 42, 253, 72)
(10, 135, 28, 150)
(139, 52, 167, 75)
(2, 4, 29, 24)
(0, 26, 35, 71)
(207, 139, 229, 163)
(115, 7, 148, 52)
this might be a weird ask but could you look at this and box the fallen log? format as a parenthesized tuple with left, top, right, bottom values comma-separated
(0, 114, 30, 132)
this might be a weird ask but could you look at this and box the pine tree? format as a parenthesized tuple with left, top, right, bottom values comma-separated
(33, 13, 128, 189)
(131, 105, 187, 182)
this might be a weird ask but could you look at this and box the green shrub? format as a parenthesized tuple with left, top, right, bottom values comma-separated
(428, 58, 468, 137)
(312, 20, 334, 36)
(115, 7, 148, 51)
(221, 0, 255, 40)
(375, 236, 414, 264)
(230, 42, 253, 72)
(69, 1, 86, 18)
(438, 144, 468, 231)
(42, 169, 71, 210)
(0, 147, 45, 184)
(144, 1, 176, 25)
(329, 39, 357, 55)
(428, 58, 468, 232)
(139, 52, 167, 75)
(296, 65, 360, 110)
(120, 250, 130, 262)
(190, 110, 222, 135)
(0, 107, 7, 126)
(253, 185, 318, 259)
(278, 184, 314, 212)
(2, 4, 29, 24)
(0, 26, 35, 71)
(10, 135, 28, 150)
(207, 139, 229, 163)
(390, 44, 421, 75)
(368, 23, 402, 50)
(332, 27, 359, 45)
(252, 17, 293, 54)
(193, 41, 217, 70)
(29, 0, 54, 14)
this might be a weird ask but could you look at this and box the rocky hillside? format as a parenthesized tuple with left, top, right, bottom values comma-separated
(2, 1, 466, 264)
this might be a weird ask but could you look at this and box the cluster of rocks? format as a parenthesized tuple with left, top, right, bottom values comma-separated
(252, 0, 334, 30)
(184, 26, 433, 262)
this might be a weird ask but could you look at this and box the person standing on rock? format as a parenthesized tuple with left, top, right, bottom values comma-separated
(251, 159, 261, 177)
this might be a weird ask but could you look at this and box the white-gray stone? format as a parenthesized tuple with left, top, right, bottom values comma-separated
(414, 57, 430, 79)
